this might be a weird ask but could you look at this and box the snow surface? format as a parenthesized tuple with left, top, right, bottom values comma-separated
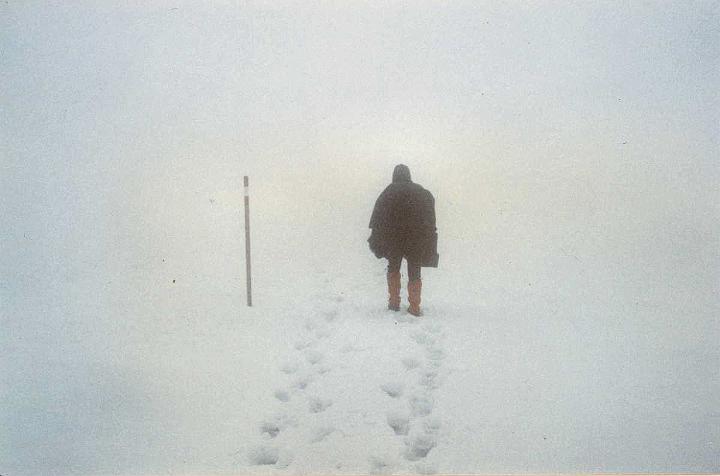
(3, 196, 718, 474)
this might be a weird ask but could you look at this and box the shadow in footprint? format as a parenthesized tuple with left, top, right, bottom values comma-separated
(386, 411, 410, 436)
(248, 445, 279, 465)
(260, 421, 282, 439)
(426, 348, 445, 362)
(401, 357, 421, 370)
(323, 309, 339, 322)
(380, 382, 404, 398)
(315, 327, 331, 339)
(308, 396, 333, 413)
(423, 416, 442, 434)
(342, 344, 365, 353)
(415, 462, 439, 474)
(280, 361, 299, 375)
(311, 426, 336, 443)
(305, 349, 324, 365)
(409, 394, 434, 417)
(403, 433, 437, 461)
(369, 455, 394, 474)
(248, 445, 293, 468)
(419, 369, 442, 391)
(294, 339, 315, 351)
(274, 390, 290, 402)
(411, 332, 437, 348)
(259, 414, 292, 439)
(293, 374, 313, 391)
(422, 323, 444, 336)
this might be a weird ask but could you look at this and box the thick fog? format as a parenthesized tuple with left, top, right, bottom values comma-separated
(2, 1, 718, 473)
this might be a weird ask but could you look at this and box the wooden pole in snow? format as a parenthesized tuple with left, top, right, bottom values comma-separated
(244, 175, 252, 306)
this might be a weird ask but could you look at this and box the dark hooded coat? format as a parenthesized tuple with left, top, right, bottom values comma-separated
(368, 165, 439, 267)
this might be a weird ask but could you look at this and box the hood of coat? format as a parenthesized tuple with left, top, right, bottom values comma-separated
(392, 164, 412, 183)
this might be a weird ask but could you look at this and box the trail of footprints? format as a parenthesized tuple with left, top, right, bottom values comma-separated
(381, 321, 446, 471)
(247, 293, 342, 468)
(247, 291, 447, 473)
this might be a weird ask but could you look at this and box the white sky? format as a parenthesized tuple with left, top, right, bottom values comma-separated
(2, 0, 718, 303)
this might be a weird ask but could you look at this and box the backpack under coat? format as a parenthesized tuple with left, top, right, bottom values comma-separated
(368, 171, 439, 268)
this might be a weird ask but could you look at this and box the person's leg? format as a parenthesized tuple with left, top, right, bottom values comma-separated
(407, 259, 422, 316)
(388, 256, 402, 274)
(407, 260, 421, 282)
(386, 256, 402, 311)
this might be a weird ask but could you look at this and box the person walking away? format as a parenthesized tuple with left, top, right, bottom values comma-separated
(368, 164, 438, 316)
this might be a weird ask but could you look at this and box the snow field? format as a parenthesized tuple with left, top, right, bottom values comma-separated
(3, 203, 717, 475)
(241, 271, 450, 474)
(3, 213, 717, 474)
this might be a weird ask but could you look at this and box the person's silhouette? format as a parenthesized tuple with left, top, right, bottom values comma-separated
(368, 164, 438, 316)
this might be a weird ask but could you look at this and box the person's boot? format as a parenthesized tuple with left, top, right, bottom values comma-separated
(387, 271, 401, 311)
(407, 279, 423, 316)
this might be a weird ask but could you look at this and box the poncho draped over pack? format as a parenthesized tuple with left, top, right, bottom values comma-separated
(368, 165, 439, 267)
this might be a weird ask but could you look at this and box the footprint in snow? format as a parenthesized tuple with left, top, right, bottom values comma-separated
(341, 343, 364, 353)
(274, 389, 290, 402)
(419, 368, 442, 391)
(258, 414, 293, 439)
(323, 308, 339, 322)
(386, 410, 410, 435)
(380, 381, 404, 398)
(422, 416, 442, 434)
(411, 331, 438, 348)
(426, 347, 445, 363)
(401, 356, 421, 370)
(415, 462, 439, 474)
(304, 349, 324, 365)
(314, 327, 331, 339)
(422, 323, 444, 336)
(310, 426, 336, 443)
(259, 421, 281, 439)
(409, 393, 434, 417)
(247, 445, 293, 467)
(248, 445, 278, 465)
(394, 313, 420, 324)
(308, 396, 333, 413)
(292, 374, 313, 391)
(280, 361, 299, 374)
(369, 455, 395, 474)
(403, 432, 437, 461)
(294, 339, 316, 351)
